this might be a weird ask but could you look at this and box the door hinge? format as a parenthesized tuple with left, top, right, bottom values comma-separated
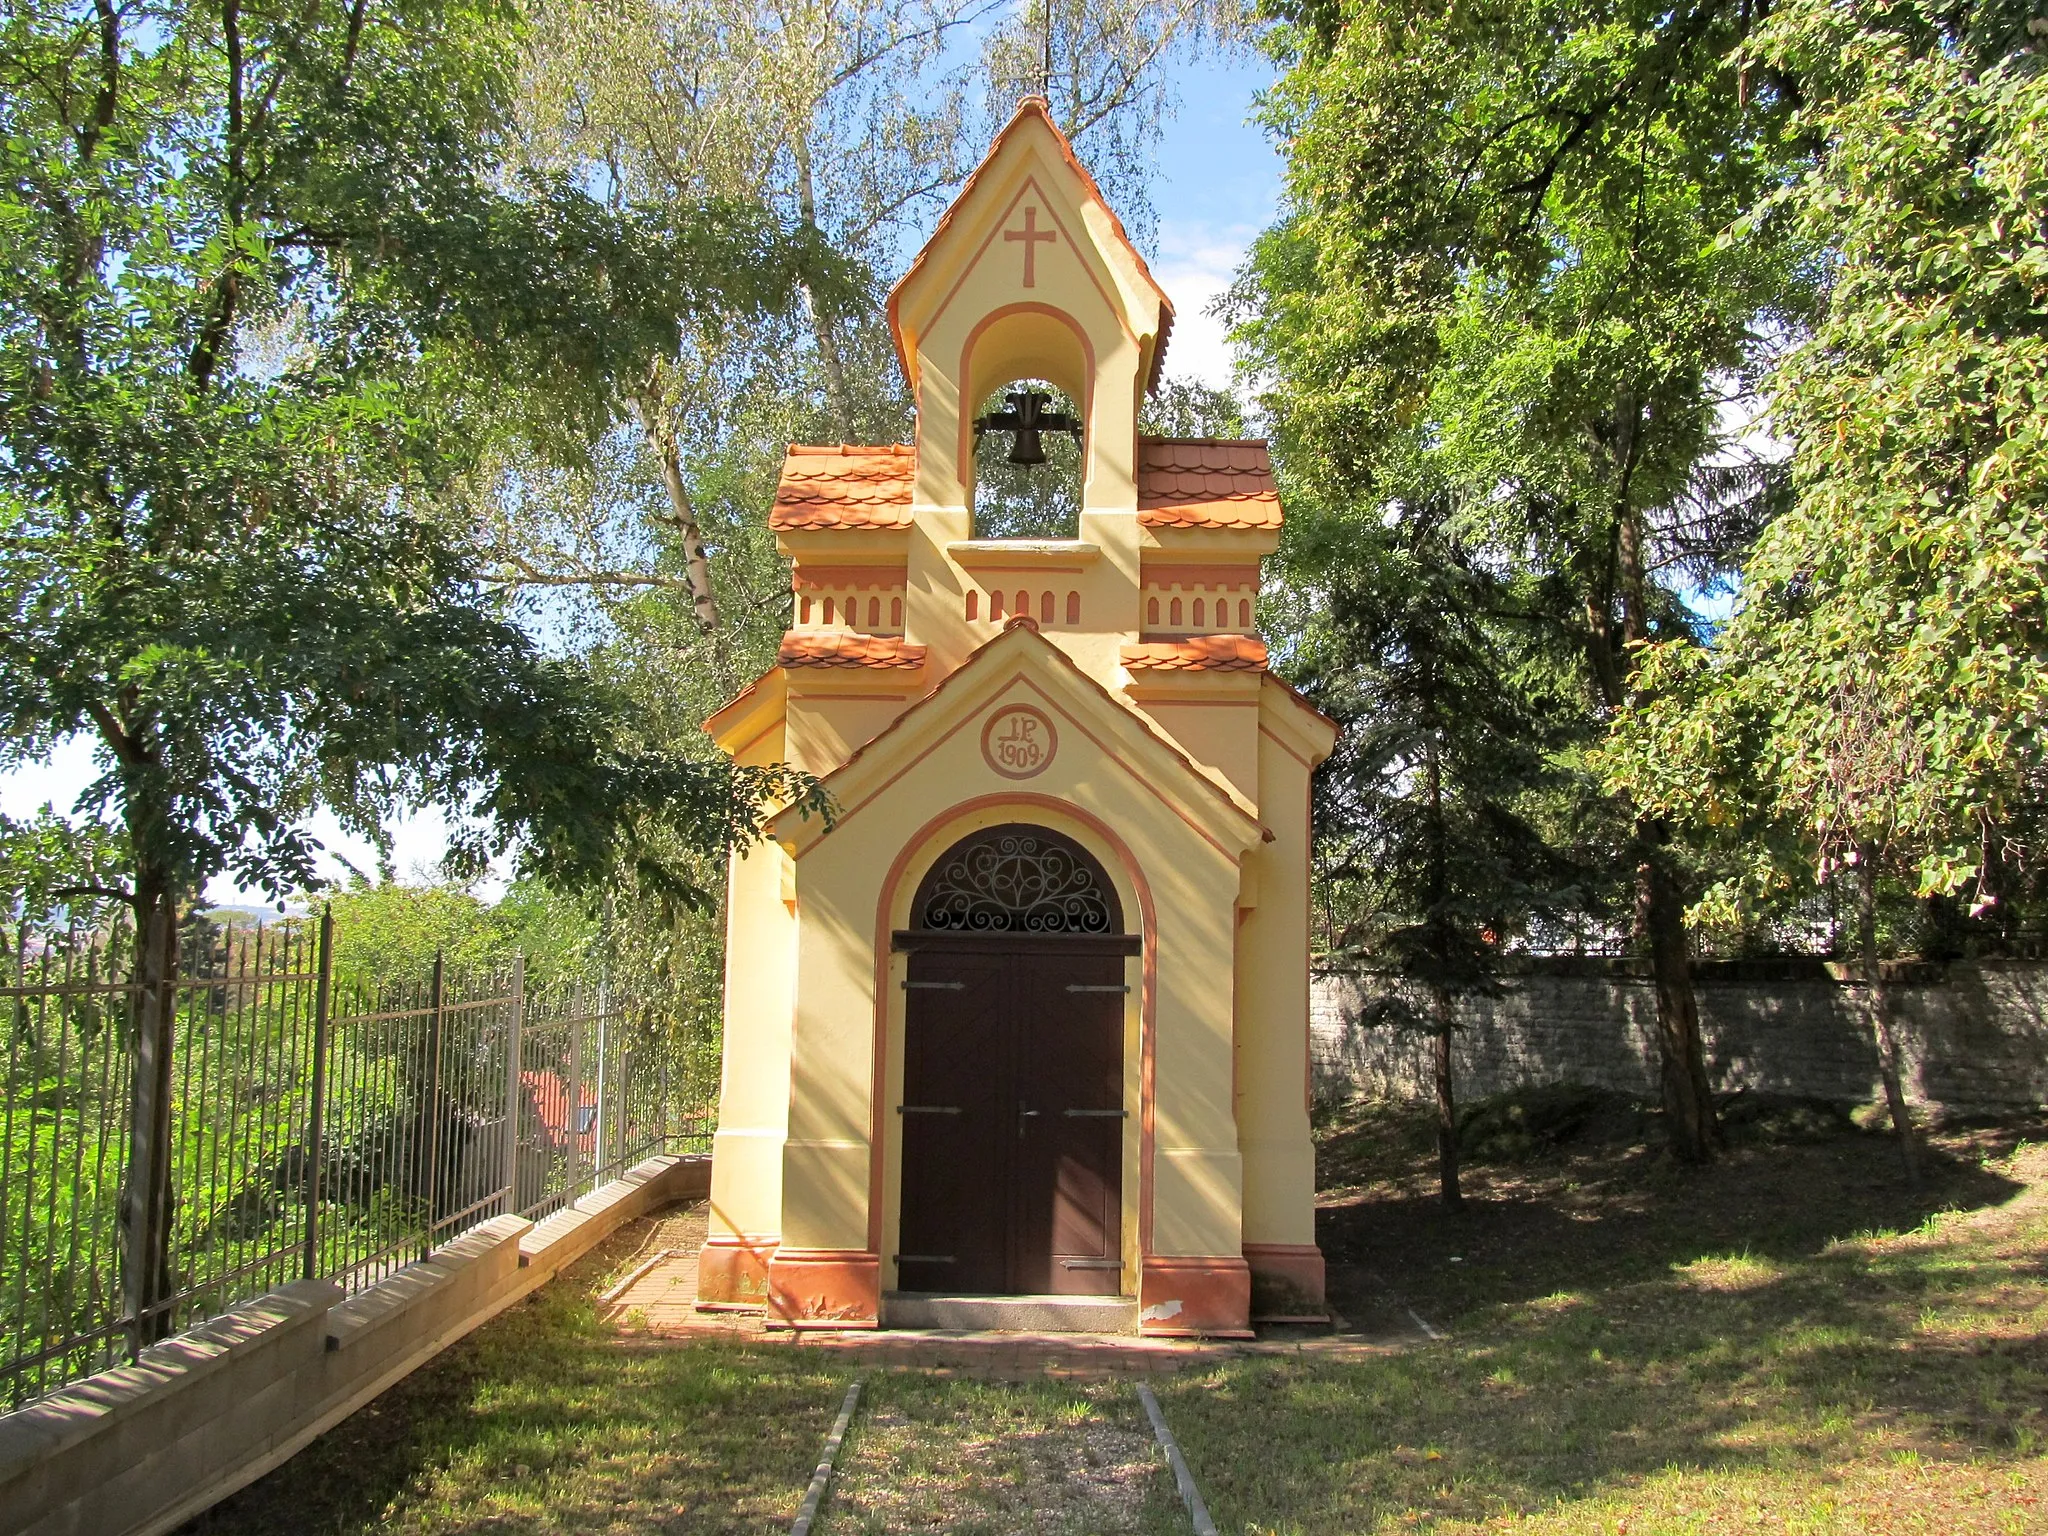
(1062, 1108, 1128, 1118)
(1064, 983, 1129, 993)
(1060, 1258, 1123, 1270)
(904, 980, 966, 990)
(895, 1254, 955, 1264)
(897, 1104, 962, 1115)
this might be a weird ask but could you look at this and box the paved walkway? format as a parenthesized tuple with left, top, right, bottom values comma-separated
(602, 1202, 1418, 1377)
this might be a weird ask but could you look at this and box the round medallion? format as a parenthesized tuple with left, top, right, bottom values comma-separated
(980, 705, 1058, 780)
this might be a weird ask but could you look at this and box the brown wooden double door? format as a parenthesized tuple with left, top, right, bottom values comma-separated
(896, 936, 1130, 1296)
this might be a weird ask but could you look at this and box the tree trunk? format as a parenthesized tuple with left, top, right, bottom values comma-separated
(1613, 488, 1720, 1164)
(121, 872, 179, 1350)
(792, 133, 856, 437)
(1858, 845, 1921, 1185)
(1637, 830, 1718, 1162)
(1431, 982, 1462, 1210)
(627, 389, 724, 652)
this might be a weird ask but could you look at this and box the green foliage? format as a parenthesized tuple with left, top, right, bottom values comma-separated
(1605, 1, 2048, 910)
(1304, 499, 1586, 983)
(0, 0, 840, 918)
(0, 807, 131, 930)
(971, 382, 1085, 540)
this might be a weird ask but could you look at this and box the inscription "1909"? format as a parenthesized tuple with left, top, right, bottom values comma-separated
(981, 705, 1057, 779)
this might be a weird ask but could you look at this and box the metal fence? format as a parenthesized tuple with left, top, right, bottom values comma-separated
(1, 912, 712, 1409)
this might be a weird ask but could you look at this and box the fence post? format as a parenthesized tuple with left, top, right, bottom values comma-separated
(302, 908, 333, 1281)
(502, 953, 525, 1217)
(422, 951, 446, 1259)
(617, 1047, 632, 1173)
(566, 988, 584, 1198)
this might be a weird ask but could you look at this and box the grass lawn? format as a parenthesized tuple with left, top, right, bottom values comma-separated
(179, 1223, 852, 1536)
(1155, 1096, 2048, 1534)
(179, 1095, 2048, 1534)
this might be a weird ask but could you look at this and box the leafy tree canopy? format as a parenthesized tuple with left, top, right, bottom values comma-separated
(0, 0, 844, 926)
(1605, 0, 2048, 908)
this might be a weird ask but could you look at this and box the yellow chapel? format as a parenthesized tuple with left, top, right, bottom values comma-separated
(695, 99, 1337, 1337)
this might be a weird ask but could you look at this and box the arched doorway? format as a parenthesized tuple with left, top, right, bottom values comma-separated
(893, 823, 1137, 1296)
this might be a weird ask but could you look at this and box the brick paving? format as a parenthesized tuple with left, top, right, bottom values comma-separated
(602, 1202, 1417, 1377)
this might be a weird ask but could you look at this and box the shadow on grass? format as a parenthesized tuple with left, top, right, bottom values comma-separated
(1318, 1098, 2040, 1324)
(1165, 1112, 2048, 1532)
(179, 1265, 845, 1535)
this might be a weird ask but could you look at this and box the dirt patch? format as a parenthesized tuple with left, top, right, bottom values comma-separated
(815, 1375, 1172, 1535)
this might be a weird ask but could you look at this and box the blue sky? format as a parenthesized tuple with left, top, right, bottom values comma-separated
(1, 49, 1289, 901)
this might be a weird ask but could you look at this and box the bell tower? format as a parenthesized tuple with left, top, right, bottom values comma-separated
(883, 97, 1173, 680)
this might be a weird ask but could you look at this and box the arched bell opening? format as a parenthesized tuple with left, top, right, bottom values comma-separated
(892, 823, 1135, 1299)
(971, 378, 1083, 539)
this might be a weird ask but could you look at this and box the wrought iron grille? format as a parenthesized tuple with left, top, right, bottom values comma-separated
(914, 824, 1121, 934)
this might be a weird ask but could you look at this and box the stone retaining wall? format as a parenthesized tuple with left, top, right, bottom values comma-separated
(1312, 959, 2048, 1112)
(0, 1153, 711, 1536)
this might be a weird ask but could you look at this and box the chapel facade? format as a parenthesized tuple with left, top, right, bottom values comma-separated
(695, 100, 1336, 1336)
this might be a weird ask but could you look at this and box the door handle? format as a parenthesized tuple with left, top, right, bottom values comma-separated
(1017, 1104, 1042, 1138)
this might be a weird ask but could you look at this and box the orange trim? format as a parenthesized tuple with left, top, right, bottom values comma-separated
(792, 566, 909, 592)
(774, 623, 1262, 854)
(956, 300, 1097, 497)
(1259, 721, 1315, 771)
(1140, 564, 1261, 589)
(938, 178, 1134, 382)
(695, 1233, 777, 1308)
(1139, 1255, 1252, 1337)
(867, 794, 1159, 1270)
(1244, 1242, 1327, 1321)
(1263, 670, 1341, 736)
(764, 1247, 880, 1329)
(886, 99, 1174, 393)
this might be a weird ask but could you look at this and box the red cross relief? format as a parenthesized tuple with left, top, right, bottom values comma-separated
(1004, 205, 1056, 287)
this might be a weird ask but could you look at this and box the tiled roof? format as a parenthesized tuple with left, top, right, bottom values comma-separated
(770, 445, 916, 531)
(778, 633, 928, 670)
(1136, 438, 1284, 530)
(1121, 635, 1270, 672)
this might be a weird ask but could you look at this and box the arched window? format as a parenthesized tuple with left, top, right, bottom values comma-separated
(991, 589, 1005, 621)
(800, 595, 812, 624)
(893, 596, 904, 628)
(1239, 598, 1251, 628)
(911, 824, 1123, 935)
(823, 596, 835, 626)
(868, 596, 881, 628)
(971, 379, 1082, 539)
(1039, 590, 1053, 623)
(1193, 597, 1206, 628)
(1147, 597, 1159, 626)
(1170, 596, 1183, 627)
(1066, 591, 1081, 625)
(966, 590, 979, 621)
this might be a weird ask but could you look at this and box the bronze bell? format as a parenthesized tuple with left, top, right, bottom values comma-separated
(975, 389, 1079, 465)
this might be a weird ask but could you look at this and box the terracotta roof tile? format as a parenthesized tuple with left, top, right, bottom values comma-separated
(1136, 438, 1284, 530)
(1121, 635, 1270, 672)
(771, 445, 916, 531)
(778, 633, 928, 670)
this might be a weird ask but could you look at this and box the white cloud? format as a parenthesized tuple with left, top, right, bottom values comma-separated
(1152, 220, 1260, 390)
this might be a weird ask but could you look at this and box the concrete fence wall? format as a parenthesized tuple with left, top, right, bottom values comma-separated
(1312, 958, 2048, 1112)
(0, 1153, 711, 1536)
